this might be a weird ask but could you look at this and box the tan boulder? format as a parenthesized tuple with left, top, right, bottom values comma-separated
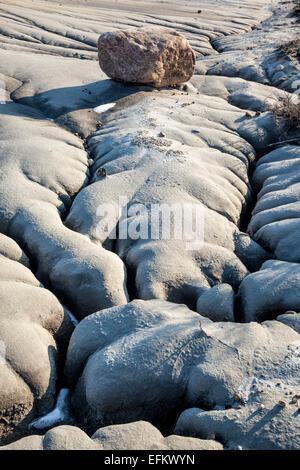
(98, 27, 195, 87)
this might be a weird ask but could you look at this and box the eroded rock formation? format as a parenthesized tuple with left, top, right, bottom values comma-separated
(0, 233, 73, 443)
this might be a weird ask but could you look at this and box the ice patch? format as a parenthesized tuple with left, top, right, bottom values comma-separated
(29, 388, 71, 430)
(93, 103, 116, 114)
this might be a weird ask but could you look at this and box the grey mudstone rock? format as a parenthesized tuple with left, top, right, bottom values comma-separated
(92, 421, 164, 450)
(160, 435, 223, 451)
(248, 146, 300, 263)
(98, 28, 195, 87)
(0, 421, 223, 450)
(0, 426, 98, 451)
(238, 260, 300, 322)
(1, 0, 300, 450)
(66, 89, 272, 311)
(194, 3, 300, 92)
(42, 425, 99, 450)
(0, 435, 44, 451)
(0, 233, 30, 268)
(175, 391, 300, 450)
(0, 234, 74, 444)
(64, 299, 299, 450)
(191, 75, 287, 113)
(0, 0, 274, 60)
(0, 100, 128, 320)
(277, 312, 300, 334)
(0, 1, 280, 319)
(196, 284, 235, 322)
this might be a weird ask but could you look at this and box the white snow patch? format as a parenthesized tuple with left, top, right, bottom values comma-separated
(29, 388, 71, 430)
(93, 103, 116, 114)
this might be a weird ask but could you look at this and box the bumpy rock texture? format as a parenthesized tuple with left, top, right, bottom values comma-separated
(98, 28, 195, 87)
(0, 421, 223, 450)
(63, 299, 300, 450)
(238, 260, 300, 322)
(0, 233, 73, 444)
(66, 89, 273, 310)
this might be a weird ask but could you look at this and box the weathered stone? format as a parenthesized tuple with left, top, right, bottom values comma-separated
(0, 421, 224, 450)
(196, 284, 235, 322)
(98, 28, 195, 87)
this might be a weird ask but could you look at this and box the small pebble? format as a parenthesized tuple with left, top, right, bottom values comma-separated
(88, 159, 94, 167)
(255, 111, 261, 116)
(96, 167, 107, 178)
(259, 404, 265, 410)
(237, 445, 243, 451)
(237, 405, 242, 410)
(159, 132, 166, 138)
(278, 400, 287, 408)
(245, 111, 252, 117)
(197, 10, 202, 14)
(235, 393, 242, 402)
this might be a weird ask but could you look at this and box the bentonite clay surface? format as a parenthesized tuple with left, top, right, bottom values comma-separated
(0, 0, 300, 451)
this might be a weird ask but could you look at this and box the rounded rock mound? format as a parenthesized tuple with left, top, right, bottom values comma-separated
(98, 27, 195, 87)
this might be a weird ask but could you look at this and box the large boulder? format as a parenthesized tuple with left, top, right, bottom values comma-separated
(98, 28, 195, 87)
